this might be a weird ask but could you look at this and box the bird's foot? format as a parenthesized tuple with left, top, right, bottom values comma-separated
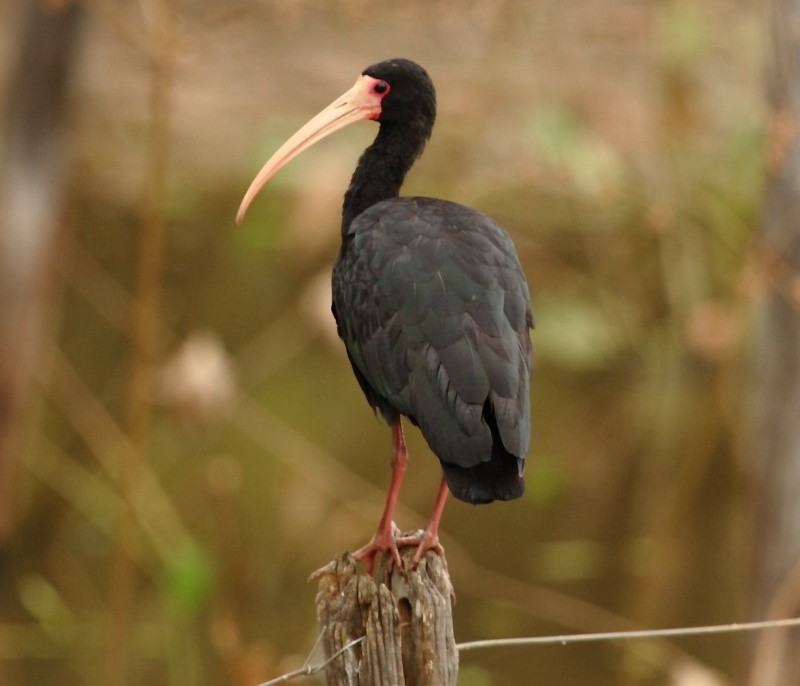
(308, 522, 403, 581)
(395, 526, 446, 569)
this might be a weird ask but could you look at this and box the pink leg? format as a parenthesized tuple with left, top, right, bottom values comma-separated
(309, 416, 407, 579)
(397, 476, 448, 564)
(350, 415, 408, 572)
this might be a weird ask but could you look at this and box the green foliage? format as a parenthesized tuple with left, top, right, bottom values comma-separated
(534, 295, 628, 370)
(527, 103, 630, 199)
(164, 543, 214, 616)
(656, 0, 710, 67)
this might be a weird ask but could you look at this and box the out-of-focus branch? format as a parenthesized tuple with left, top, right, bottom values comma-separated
(102, 0, 177, 683)
(0, 0, 83, 543)
(747, 0, 800, 683)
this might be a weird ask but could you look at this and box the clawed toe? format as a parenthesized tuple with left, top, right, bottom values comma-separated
(308, 560, 336, 582)
(395, 527, 445, 566)
(351, 528, 403, 574)
(309, 520, 450, 581)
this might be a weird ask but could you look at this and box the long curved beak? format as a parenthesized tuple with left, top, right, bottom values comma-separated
(236, 75, 382, 225)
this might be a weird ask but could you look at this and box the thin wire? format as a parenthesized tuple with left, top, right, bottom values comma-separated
(255, 635, 365, 686)
(299, 627, 327, 670)
(456, 617, 800, 652)
(255, 617, 800, 684)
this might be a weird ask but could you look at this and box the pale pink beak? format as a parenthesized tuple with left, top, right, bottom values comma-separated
(236, 75, 385, 225)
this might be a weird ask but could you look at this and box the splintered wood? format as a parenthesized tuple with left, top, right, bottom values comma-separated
(315, 546, 457, 686)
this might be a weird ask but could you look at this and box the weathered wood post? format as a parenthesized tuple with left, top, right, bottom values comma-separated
(315, 542, 458, 685)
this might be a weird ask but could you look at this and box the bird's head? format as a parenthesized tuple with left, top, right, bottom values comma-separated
(361, 58, 436, 132)
(236, 58, 436, 225)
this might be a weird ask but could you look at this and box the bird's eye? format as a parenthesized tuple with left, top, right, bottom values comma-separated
(373, 80, 389, 94)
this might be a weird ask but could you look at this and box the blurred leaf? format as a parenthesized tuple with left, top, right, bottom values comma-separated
(165, 542, 214, 616)
(534, 296, 626, 369)
(657, 0, 709, 66)
(17, 575, 74, 641)
(527, 103, 629, 199)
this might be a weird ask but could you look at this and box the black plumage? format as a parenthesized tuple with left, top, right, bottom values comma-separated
(333, 196, 533, 503)
(237, 58, 533, 570)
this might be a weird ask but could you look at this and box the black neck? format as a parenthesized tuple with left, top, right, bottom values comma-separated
(341, 123, 429, 234)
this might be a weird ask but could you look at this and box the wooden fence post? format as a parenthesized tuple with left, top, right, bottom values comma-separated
(315, 543, 458, 685)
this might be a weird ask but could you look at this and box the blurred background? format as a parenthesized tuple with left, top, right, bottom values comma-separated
(2, 0, 796, 684)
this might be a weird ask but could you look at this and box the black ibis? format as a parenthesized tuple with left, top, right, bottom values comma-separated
(237, 58, 533, 574)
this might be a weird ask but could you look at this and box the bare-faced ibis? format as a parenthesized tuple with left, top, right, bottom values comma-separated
(237, 58, 533, 574)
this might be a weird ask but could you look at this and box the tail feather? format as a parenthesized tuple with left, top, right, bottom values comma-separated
(441, 399, 525, 504)
(441, 446, 524, 504)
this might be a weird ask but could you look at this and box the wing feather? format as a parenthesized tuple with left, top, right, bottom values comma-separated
(332, 196, 533, 498)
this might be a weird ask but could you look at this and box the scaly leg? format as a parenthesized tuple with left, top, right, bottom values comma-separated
(396, 476, 448, 565)
(309, 415, 408, 579)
